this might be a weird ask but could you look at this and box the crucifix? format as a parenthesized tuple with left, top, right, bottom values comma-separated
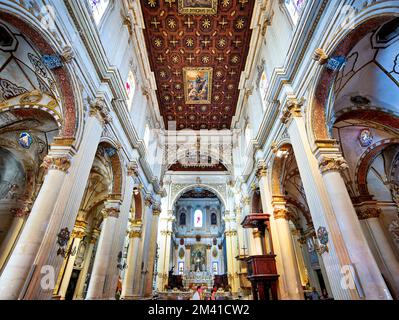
(241, 245, 248, 257)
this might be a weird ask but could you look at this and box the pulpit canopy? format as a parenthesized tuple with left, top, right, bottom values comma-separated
(241, 214, 270, 230)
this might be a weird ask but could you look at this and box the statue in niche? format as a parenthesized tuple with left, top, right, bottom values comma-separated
(211, 212, 217, 225)
(180, 212, 186, 226)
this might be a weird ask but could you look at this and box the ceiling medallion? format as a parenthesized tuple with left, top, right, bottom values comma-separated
(178, 0, 218, 15)
(18, 132, 33, 149)
(183, 67, 213, 105)
(359, 129, 373, 147)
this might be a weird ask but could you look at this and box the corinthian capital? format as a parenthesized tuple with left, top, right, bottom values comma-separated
(281, 97, 304, 125)
(256, 163, 268, 179)
(319, 156, 349, 174)
(41, 155, 71, 172)
(152, 202, 162, 216)
(127, 162, 139, 177)
(356, 207, 381, 220)
(89, 97, 112, 125)
(11, 208, 30, 218)
(144, 195, 154, 208)
(101, 207, 120, 219)
(274, 208, 289, 220)
(60, 46, 75, 63)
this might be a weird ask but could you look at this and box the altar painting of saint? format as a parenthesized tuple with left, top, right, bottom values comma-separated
(183, 68, 213, 105)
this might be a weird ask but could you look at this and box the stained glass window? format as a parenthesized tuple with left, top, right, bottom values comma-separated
(284, 0, 306, 25)
(194, 209, 203, 228)
(89, 0, 110, 25)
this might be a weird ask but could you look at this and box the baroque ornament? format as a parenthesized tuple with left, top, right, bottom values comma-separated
(319, 156, 349, 174)
(41, 155, 71, 172)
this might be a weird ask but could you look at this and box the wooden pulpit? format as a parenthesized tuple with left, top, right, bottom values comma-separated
(242, 214, 279, 300)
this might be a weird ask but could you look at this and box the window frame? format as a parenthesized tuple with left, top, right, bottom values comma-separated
(88, 0, 113, 28)
(282, 0, 307, 27)
(194, 209, 203, 228)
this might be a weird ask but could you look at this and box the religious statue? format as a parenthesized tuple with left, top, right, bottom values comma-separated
(191, 248, 205, 272)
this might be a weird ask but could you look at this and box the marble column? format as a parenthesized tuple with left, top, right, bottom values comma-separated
(86, 202, 121, 300)
(281, 97, 359, 300)
(356, 205, 399, 298)
(0, 207, 30, 272)
(102, 173, 135, 300)
(272, 202, 304, 300)
(21, 98, 109, 300)
(224, 210, 240, 293)
(132, 198, 153, 297)
(54, 219, 87, 299)
(257, 166, 295, 300)
(298, 235, 321, 292)
(315, 143, 392, 300)
(291, 230, 309, 287)
(156, 209, 174, 292)
(121, 220, 142, 299)
(0, 152, 72, 300)
(185, 245, 191, 274)
(143, 203, 161, 297)
(73, 228, 100, 300)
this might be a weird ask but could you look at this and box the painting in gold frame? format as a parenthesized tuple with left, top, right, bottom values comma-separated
(183, 67, 213, 105)
(178, 0, 218, 15)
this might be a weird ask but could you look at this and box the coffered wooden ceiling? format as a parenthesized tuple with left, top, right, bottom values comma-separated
(141, 0, 255, 130)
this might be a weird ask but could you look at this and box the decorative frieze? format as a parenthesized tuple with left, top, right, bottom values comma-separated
(41, 155, 71, 172)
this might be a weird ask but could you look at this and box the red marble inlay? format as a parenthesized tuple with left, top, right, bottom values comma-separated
(0, 12, 77, 138)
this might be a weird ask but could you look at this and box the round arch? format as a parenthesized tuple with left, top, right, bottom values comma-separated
(171, 184, 227, 211)
(0, 10, 80, 139)
(355, 139, 399, 197)
(308, 11, 399, 144)
(270, 143, 293, 196)
(97, 139, 124, 198)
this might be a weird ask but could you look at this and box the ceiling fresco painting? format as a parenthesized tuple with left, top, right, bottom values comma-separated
(141, 0, 255, 130)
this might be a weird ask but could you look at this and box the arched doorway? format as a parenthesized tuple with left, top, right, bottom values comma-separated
(52, 142, 123, 300)
(160, 186, 229, 299)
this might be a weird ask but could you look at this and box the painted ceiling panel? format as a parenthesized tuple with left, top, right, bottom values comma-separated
(140, 0, 255, 130)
